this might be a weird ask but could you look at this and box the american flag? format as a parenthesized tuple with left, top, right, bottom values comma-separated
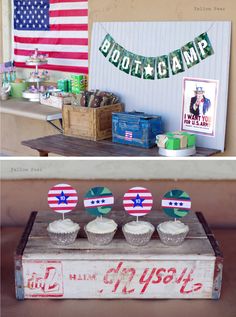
(13, 0, 88, 74)
(125, 131, 133, 141)
(123, 187, 153, 216)
(48, 183, 78, 213)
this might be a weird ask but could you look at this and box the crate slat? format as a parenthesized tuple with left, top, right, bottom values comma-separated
(16, 211, 223, 300)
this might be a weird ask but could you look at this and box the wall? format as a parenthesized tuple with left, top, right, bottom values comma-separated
(1, 0, 236, 155)
(1, 159, 236, 180)
(1, 160, 236, 227)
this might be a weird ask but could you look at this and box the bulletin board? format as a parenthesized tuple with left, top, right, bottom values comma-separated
(89, 21, 231, 151)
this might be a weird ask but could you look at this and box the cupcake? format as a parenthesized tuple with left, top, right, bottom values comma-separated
(47, 218, 80, 246)
(122, 221, 154, 246)
(157, 220, 189, 246)
(84, 217, 117, 245)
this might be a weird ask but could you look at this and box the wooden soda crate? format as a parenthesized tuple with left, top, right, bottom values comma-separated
(62, 104, 124, 141)
(15, 211, 223, 300)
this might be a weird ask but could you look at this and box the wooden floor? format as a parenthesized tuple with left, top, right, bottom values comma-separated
(22, 134, 220, 156)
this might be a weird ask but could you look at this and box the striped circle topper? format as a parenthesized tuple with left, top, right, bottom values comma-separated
(123, 187, 153, 217)
(161, 189, 191, 219)
(84, 187, 114, 217)
(48, 183, 78, 214)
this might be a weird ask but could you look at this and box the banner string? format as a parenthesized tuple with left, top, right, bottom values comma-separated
(98, 21, 215, 53)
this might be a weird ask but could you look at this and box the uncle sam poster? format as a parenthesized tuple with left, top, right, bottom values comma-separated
(181, 77, 218, 136)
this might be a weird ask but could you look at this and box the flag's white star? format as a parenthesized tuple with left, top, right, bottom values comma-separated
(144, 64, 154, 76)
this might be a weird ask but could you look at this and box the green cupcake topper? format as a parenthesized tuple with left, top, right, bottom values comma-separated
(84, 186, 114, 217)
(161, 189, 191, 219)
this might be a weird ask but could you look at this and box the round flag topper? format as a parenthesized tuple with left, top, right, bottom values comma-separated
(48, 183, 78, 214)
(161, 189, 191, 219)
(84, 187, 114, 217)
(123, 187, 153, 217)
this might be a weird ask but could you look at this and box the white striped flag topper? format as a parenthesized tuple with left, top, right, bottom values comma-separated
(48, 183, 78, 214)
(123, 187, 153, 217)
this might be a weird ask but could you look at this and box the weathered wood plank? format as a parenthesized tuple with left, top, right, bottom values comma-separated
(21, 134, 220, 157)
(22, 258, 215, 298)
(16, 211, 223, 299)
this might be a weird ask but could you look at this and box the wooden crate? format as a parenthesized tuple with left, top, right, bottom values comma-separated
(62, 104, 123, 141)
(15, 211, 223, 300)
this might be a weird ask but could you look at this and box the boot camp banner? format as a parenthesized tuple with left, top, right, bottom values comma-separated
(90, 21, 231, 151)
(99, 32, 214, 80)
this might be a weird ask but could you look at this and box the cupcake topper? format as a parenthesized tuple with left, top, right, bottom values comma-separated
(48, 183, 78, 220)
(161, 189, 191, 220)
(84, 186, 114, 218)
(123, 186, 153, 222)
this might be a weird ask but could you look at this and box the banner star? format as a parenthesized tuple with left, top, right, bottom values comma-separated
(56, 191, 69, 205)
(132, 194, 145, 207)
(144, 64, 154, 76)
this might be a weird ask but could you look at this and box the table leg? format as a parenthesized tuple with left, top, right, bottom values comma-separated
(38, 150, 49, 157)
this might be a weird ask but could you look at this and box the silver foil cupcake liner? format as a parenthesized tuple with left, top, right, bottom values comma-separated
(47, 229, 79, 246)
(84, 226, 116, 245)
(122, 225, 155, 246)
(157, 227, 189, 246)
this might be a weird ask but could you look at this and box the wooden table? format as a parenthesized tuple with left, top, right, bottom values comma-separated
(22, 134, 220, 157)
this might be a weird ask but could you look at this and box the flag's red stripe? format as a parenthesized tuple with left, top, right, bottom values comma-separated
(14, 36, 88, 46)
(124, 196, 152, 199)
(49, 200, 78, 204)
(128, 211, 151, 214)
(14, 62, 88, 74)
(48, 193, 78, 197)
(50, 24, 88, 31)
(50, 0, 88, 3)
(52, 207, 76, 211)
(49, 9, 88, 17)
(15, 49, 88, 60)
(50, 186, 75, 190)
(123, 203, 153, 207)
(127, 189, 151, 193)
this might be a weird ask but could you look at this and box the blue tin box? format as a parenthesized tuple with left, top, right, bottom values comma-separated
(112, 111, 163, 148)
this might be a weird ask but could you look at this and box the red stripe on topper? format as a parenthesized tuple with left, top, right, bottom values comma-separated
(48, 183, 78, 214)
(123, 187, 153, 217)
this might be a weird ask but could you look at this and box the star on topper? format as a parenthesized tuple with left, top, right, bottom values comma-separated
(132, 194, 145, 207)
(144, 64, 154, 76)
(56, 191, 69, 205)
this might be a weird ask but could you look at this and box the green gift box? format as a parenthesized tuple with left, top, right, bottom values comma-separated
(181, 132, 196, 147)
(166, 137, 180, 150)
(167, 131, 196, 148)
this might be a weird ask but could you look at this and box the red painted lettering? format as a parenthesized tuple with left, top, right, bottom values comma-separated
(180, 269, 203, 294)
(152, 268, 166, 284)
(104, 262, 123, 285)
(121, 268, 135, 294)
(163, 268, 176, 284)
(139, 268, 156, 293)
